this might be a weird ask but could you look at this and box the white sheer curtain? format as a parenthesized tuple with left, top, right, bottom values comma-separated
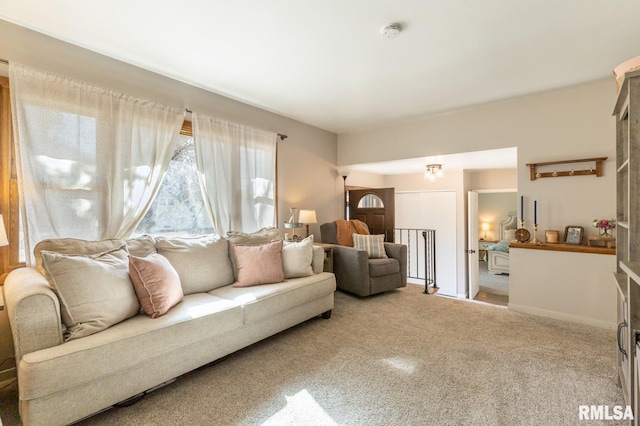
(10, 63, 185, 265)
(192, 113, 277, 234)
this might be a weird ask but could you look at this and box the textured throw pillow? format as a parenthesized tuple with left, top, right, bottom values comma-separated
(125, 234, 157, 257)
(353, 234, 388, 259)
(155, 234, 234, 294)
(129, 253, 184, 318)
(34, 238, 126, 289)
(282, 235, 314, 278)
(40, 246, 140, 341)
(232, 240, 285, 287)
(227, 227, 281, 277)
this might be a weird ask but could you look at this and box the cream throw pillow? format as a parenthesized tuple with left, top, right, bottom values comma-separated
(353, 234, 387, 259)
(129, 253, 184, 318)
(282, 235, 314, 278)
(34, 238, 126, 290)
(232, 240, 285, 287)
(41, 246, 140, 341)
(155, 234, 234, 295)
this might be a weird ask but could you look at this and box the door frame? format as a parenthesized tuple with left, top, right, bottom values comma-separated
(467, 188, 517, 301)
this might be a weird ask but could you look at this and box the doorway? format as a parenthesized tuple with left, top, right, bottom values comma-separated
(349, 188, 395, 242)
(468, 190, 517, 306)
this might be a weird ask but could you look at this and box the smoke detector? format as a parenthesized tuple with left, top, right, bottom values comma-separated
(381, 24, 401, 39)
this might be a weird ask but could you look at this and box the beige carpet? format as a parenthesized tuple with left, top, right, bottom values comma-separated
(478, 260, 509, 296)
(0, 284, 625, 425)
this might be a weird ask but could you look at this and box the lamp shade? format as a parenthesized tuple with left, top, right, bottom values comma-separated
(481, 222, 490, 232)
(0, 214, 8, 247)
(298, 210, 317, 224)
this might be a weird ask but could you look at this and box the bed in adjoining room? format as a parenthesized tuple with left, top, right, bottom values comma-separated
(485, 215, 517, 275)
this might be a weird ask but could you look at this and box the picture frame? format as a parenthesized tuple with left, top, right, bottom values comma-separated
(564, 226, 584, 245)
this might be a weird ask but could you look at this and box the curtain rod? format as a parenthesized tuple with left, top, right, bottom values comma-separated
(185, 108, 287, 140)
(0, 60, 288, 141)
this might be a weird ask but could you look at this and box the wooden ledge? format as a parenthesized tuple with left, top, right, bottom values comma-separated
(509, 241, 615, 255)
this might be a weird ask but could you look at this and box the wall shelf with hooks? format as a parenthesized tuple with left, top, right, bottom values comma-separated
(525, 157, 607, 181)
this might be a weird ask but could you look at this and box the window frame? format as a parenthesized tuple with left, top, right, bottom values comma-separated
(0, 76, 25, 283)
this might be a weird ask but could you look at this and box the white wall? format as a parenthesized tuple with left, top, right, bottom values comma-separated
(339, 80, 618, 327)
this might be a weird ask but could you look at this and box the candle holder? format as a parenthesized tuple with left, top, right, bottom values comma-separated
(531, 223, 540, 244)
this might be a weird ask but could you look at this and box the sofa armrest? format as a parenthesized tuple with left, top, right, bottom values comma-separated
(384, 243, 408, 286)
(311, 246, 324, 274)
(3, 267, 64, 362)
(330, 245, 370, 296)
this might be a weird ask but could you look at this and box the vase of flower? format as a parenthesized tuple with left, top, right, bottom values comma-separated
(593, 218, 616, 238)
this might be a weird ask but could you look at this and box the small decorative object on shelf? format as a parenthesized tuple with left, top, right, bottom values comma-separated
(545, 230, 560, 243)
(515, 226, 530, 243)
(593, 218, 616, 237)
(564, 225, 584, 245)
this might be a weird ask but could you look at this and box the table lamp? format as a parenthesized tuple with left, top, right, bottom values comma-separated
(298, 210, 317, 238)
(481, 222, 490, 240)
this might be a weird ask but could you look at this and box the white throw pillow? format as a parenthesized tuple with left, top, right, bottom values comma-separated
(352, 234, 387, 259)
(41, 246, 140, 341)
(282, 235, 314, 278)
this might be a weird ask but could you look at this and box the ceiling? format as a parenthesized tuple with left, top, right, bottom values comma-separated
(1, 1, 639, 137)
(348, 147, 517, 175)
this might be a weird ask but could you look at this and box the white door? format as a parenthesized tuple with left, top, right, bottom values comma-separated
(468, 191, 479, 299)
(395, 191, 457, 297)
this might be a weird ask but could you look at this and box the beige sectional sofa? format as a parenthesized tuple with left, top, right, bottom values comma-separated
(3, 232, 335, 426)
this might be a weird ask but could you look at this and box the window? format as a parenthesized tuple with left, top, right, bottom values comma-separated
(134, 134, 214, 236)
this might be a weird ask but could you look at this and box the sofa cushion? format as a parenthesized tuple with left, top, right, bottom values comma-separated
(40, 246, 140, 341)
(155, 234, 234, 295)
(368, 257, 400, 277)
(34, 238, 126, 289)
(233, 240, 285, 287)
(211, 272, 336, 324)
(282, 235, 314, 278)
(125, 235, 157, 257)
(129, 253, 184, 318)
(18, 293, 243, 401)
(353, 234, 388, 259)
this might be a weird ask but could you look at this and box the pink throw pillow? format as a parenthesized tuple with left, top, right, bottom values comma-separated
(129, 253, 184, 318)
(232, 240, 285, 287)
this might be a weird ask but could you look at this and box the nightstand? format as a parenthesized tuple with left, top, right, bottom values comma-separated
(478, 240, 498, 260)
(313, 243, 334, 273)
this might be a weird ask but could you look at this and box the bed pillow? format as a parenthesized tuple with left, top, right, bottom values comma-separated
(504, 229, 516, 242)
(129, 253, 184, 318)
(232, 240, 285, 287)
(353, 234, 387, 259)
(282, 235, 314, 278)
(40, 246, 140, 341)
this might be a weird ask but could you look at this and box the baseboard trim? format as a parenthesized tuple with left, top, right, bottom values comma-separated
(508, 303, 616, 330)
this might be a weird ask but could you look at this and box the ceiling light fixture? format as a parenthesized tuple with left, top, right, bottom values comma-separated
(424, 164, 443, 181)
(381, 24, 401, 39)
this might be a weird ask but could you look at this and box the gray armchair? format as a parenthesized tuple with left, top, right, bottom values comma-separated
(320, 222, 407, 297)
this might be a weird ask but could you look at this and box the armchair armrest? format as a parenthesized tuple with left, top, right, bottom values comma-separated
(329, 245, 371, 296)
(4, 267, 64, 362)
(384, 243, 408, 286)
